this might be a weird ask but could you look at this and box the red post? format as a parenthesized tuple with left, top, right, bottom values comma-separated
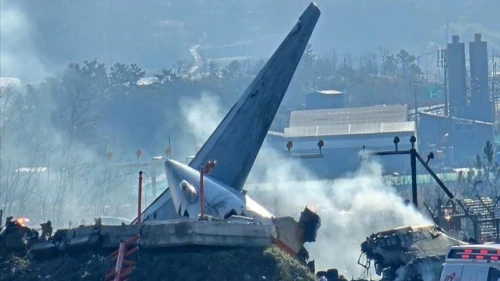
(113, 240, 126, 281)
(199, 161, 216, 219)
(199, 168, 205, 218)
(137, 171, 143, 224)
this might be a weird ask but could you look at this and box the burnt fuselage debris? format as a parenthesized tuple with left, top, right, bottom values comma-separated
(0, 216, 40, 255)
(300, 207, 321, 243)
(360, 224, 468, 281)
(356, 135, 473, 281)
(316, 269, 353, 281)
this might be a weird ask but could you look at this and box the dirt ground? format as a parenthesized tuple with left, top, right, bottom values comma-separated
(0, 246, 317, 281)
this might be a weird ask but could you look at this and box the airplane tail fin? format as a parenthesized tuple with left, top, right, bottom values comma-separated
(189, 2, 321, 190)
(136, 3, 321, 222)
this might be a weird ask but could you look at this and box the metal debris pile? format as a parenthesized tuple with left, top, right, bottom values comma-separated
(359, 224, 467, 281)
(0, 213, 321, 281)
(0, 216, 42, 255)
(315, 269, 351, 281)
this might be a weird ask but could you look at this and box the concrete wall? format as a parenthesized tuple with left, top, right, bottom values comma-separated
(419, 113, 450, 148)
(305, 91, 344, 110)
(419, 113, 493, 165)
(269, 107, 292, 132)
(99, 220, 274, 249)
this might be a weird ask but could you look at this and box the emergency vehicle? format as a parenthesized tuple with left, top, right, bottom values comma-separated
(440, 244, 500, 281)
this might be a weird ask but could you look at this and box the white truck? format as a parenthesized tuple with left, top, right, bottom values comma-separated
(440, 244, 500, 281)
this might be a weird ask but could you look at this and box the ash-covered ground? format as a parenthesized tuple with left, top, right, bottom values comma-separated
(0, 246, 317, 281)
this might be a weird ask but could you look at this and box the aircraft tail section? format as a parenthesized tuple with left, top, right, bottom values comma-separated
(189, 2, 321, 191)
(137, 2, 320, 222)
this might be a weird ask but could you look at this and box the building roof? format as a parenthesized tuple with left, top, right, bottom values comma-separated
(314, 90, 343, 95)
(283, 121, 415, 138)
(420, 111, 493, 125)
(289, 104, 408, 127)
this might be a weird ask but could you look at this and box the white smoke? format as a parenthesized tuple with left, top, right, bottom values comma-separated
(249, 147, 432, 277)
(179, 92, 432, 279)
(179, 91, 224, 151)
(0, 0, 49, 81)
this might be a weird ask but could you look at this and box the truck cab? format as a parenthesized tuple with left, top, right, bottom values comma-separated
(440, 245, 500, 281)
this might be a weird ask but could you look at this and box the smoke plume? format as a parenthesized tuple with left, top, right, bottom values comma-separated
(0, 0, 49, 81)
(179, 92, 432, 278)
(179, 91, 224, 152)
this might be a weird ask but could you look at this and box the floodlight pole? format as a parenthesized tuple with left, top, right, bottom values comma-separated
(199, 168, 205, 218)
(410, 145, 418, 207)
(137, 171, 143, 224)
(367, 136, 454, 208)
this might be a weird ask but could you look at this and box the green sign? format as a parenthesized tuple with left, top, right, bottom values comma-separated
(424, 84, 444, 100)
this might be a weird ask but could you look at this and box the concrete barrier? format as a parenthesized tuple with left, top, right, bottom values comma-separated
(100, 220, 274, 249)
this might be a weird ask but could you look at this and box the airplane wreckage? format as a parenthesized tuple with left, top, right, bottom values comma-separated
(0, 3, 479, 281)
(360, 224, 468, 281)
(1, 0, 322, 266)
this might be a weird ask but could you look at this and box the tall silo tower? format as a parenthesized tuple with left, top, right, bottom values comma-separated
(447, 35, 468, 118)
(469, 33, 492, 123)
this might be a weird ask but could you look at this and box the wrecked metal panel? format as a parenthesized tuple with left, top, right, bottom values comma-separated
(361, 224, 468, 280)
(273, 217, 304, 255)
(299, 207, 321, 242)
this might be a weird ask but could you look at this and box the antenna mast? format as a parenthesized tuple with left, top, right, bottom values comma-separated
(493, 48, 497, 145)
(438, 47, 449, 116)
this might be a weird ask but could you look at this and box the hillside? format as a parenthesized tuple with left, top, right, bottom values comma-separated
(0, 246, 317, 281)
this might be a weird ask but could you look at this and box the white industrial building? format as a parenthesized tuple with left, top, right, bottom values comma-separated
(266, 104, 417, 178)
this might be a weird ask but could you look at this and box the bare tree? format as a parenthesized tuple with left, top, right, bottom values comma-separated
(48, 64, 102, 225)
(0, 84, 51, 222)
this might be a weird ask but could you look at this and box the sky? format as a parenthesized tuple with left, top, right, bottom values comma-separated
(1, 0, 499, 81)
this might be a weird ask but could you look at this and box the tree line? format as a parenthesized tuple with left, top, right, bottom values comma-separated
(0, 45, 433, 226)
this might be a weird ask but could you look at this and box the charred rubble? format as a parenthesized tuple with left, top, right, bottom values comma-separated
(359, 224, 468, 281)
(0, 207, 321, 260)
(0, 207, 324, 281)
(315, 269, 351, 281)
(0, 220, 318, 281)
(0, 216, 41, 256)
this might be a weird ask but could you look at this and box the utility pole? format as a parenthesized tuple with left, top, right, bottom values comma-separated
(438, 48, 449, 116)
(493, 48, 497, 147)
(414, 52, 431, 148)
(445, 21, 450, 116)
(137, 171, 143, 224)
(413, 82, 418, 121)
(410, 137, 418, 206)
